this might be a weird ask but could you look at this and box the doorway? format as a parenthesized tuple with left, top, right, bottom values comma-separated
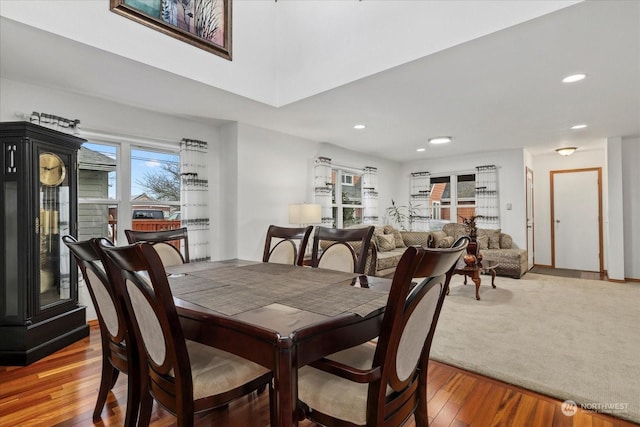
(550, 168, 603, 272)
(526, 167, 534, 269)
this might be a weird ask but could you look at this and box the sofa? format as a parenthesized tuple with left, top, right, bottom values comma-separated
(368, 224, 527, 279)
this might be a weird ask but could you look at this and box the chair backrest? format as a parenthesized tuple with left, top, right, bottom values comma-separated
(99, 241, 194, 411)
(372, 243, 467, 423)
(263, 225, 313, 266)
(62, 236, 131, 366)
(124, 227, 189, 266)
(311, 226, 375, 274)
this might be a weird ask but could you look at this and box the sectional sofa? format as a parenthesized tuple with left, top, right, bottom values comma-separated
(368, 224, 527, 278)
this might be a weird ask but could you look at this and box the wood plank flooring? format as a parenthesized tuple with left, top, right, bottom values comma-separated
(1, 322, 637, 427)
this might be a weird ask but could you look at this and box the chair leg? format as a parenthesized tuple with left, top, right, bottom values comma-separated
(93, 361, 117, 421)
(415, 378, 429, 427)
(137, 391, 154, 427)
(123, 372, 141, 427)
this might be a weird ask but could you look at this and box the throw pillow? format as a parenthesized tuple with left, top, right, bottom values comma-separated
(477, 235, 489, 250)
(376, 234, 396, 252)
(437, 236, 455, 248)
(500, 234, 513, 249)
(384, 225, 406, 248)
(484, 228, 501, 249)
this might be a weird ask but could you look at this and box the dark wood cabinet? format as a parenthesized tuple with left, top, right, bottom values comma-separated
(1, 121, 89, 365)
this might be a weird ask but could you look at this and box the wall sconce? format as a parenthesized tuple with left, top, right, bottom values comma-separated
(288, 203, 321, 226)
(555, 147, 577, 156)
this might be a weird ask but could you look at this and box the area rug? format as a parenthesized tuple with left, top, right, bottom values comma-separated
(430, 272, 640, 423)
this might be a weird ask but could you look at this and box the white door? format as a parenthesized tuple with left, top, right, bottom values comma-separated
(552, 169, 601, 271)
(526, 168, 534, 269)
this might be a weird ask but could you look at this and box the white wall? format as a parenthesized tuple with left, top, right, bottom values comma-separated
(232, 128, 403, 262)
(235, 123, 319, 261)
(401, 149, 527, 248)
(621, 137, 640, 279)
(531, 145, 607, 268)
(0, 0, 278, 105)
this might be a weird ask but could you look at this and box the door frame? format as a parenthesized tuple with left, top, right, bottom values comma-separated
(550, 167, 604, 272)
(525, 167, 534, 268)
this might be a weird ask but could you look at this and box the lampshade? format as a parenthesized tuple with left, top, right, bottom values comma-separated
(555, 147, 577, 156)
(288, 203, 321, 225)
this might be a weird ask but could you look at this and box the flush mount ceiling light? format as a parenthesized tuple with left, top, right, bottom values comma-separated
(428, 136, 452, 144)
(353, 124, 366, 130)
(416, 148, 426, 152)
(555, 147, 577, 156)
(562, 73, 586, 83)
(571, 124, 587, 130)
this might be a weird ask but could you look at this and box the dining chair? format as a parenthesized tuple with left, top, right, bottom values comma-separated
(297, 241, 468, 427)
(124, 227, 189, 267)
(263, 225, 313, 266)
(311, 226, 376, 274)
(98, 240, 274, 427)
(62, 236, 139, 427)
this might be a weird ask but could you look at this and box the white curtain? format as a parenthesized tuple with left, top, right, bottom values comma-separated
(180, 138, 210, 262)
(362, 166, 378, 224)
(410, 171, 431, 231)
(314, 156, 334, 226)
(475, 165, 500, 229)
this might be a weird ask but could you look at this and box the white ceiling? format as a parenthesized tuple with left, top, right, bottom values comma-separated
(1, 0, 638, 162)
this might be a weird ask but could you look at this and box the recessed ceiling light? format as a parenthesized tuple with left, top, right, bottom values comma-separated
(353, 124, 366, 130)
(416, 148, 426, 152)
(571, 124, 587, 130)
(428, 136, 452, 144)
(562, 73, 586, 83)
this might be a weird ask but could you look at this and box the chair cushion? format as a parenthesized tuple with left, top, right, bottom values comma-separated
(152, 242, 185, 267)
(86, 267, 119, 336)
(299, 344, 380, 426)
(269, 240, 296, 264)
(186, 340, 270, 400)
(376, 250, 404, 271)
(319, 244, 356, 273)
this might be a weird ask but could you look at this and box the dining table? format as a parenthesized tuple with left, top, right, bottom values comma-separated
(165, 259, 392, 427)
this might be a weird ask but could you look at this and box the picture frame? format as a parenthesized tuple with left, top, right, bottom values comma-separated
(110, 0, 232, 60)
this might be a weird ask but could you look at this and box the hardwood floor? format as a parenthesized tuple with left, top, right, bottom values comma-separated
(1, 322, 637, 427)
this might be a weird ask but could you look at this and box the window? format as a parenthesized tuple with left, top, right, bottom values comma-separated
(78, 142, 117, 242)
(430, 172, 476, 223)
(130, 148, 180, 220)
(341, 174, 354, 186)
(78, 142, 180, 244)
(331, 168, 363, 228)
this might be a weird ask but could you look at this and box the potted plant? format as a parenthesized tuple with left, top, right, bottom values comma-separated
(385, 199, 420, 231)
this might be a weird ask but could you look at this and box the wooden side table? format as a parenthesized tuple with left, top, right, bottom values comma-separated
(447, 259, 499, 300)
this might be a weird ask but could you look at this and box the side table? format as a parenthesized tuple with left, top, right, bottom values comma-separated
(447, 259, 499, 300)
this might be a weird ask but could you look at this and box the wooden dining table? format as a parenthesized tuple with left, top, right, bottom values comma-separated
(165, 259, 392, 427)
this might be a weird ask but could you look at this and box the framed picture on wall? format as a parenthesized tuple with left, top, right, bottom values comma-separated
(110, 0, 232, 60)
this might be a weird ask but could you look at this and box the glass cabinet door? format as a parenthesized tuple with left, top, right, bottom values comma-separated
(38, 150, 72, 308)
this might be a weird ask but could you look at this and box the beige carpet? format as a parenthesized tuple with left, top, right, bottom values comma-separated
(430, 272, 640, 423)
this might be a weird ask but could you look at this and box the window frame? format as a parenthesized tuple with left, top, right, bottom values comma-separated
(331, 167, 364, 228)
(77, 136, 180, 244)
(430, 171, 476, 223)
